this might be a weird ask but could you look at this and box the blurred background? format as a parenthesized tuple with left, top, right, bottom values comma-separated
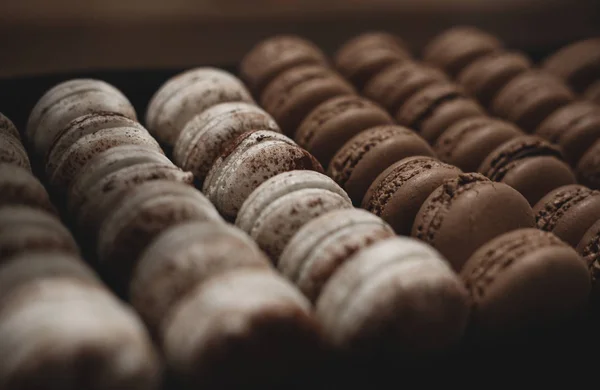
(1, 0, 599, 127)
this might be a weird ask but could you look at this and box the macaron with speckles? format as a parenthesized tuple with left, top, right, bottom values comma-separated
(0, 118, 30, 171)
(0, 164, 54, 212)
(576, 219, 600, 303)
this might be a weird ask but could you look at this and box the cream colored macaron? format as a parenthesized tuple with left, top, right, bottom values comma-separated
(0, 164, 54, 212)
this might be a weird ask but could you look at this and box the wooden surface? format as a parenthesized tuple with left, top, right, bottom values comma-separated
(0, 0, 599, 78)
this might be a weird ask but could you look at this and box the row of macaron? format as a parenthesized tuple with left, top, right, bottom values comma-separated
(0, 117, 161, 389)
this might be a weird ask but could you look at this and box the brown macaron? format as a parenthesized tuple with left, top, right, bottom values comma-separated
(362, 156, 462, 235)
(585, 80, 600, 105)
(534, 184, 600, 247)
(295, 95, 394, 167)
(240, 35, 328, 97)
(434, 117, 523, 173)
(478, 135, 577, 206)
(577, 139, 600, 189)
(461, 228, 590, 343)
(491, 71, 575, 132)
(542, 38, 600, 92)
(536, 101, 600, 166)
(396, 82, 485, 143)
(412, 173, 535, 271)
(334, 32, 411, 90)
(422, 26, 504, 77)
(576, 219, 600, 304)
(329, 125, 436, 204)
(260, 65, 355, 136)
(457, 51, 532, 108)
(363, 61, 449, 117)
(0, 164, 54, 213)
(0, 131, 31, 171)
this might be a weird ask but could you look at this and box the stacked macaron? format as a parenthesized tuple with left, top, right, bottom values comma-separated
(0, 114, 161, 389)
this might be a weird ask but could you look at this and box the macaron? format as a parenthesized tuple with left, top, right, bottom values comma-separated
(240, 35, 328, 96)
(0, 131, 31, 171)
(173, 102, 280, 186)
(457, 51, 532, 107)
(542, 38, 600, 92)
(362, 156, 462, 235)
(0, 207, 79, 263)
(0, 164, 54, 212)
(236, 170, 352, 262)
(316, 236, 470, 360)
(203, 130, 323, 221)
(412, 172, 535, 271)
(363, 61, 448, 117)
(576, 139, 600, 189)
(329, 125, 436, 204)
(45, 112, 145, 173)
(576, 220, 600, 303)
(535, 101, 600, 165)
(585, 80, 600, 104)
(97, 181, 222, 291)
(0, 278, 161, 390)
(533, 184, 600, 247)
(26, 79, 136, 158)
(422, 26, 504, 77)
(294, 95, 394, 167)
(260, 64, 355, 136)
(491, 71, 575, 132)
(131, 221, 270, 335)
(434, 117, 523, 173)
(396, 82, 485, 143)
(162, 269, 322, 388)
(145, 67, 254, 146)
(47, 123, 162, 192)
(67, 144, 177, 216)
(0, 112, 21, 140)
(461, 228, 590, 343)
(278, 209, 395, 303)
(334, 32, 411, 90)
(478, 135, 576, 205)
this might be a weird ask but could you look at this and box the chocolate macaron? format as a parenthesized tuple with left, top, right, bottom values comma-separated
(457, 51, 532, 108)
(260, 65, 355, 136)
(534, 184, 600, 247)
(146, 68, 254, 146)
(577, 139, 600, 189)
(491, 71, 575, 132)
(279, 208, 394, 303)
(434, 117, 523, 173)
(363, 61, 449, 117)
(131, 221, 270, 335)
(396, 82, 485, 143)
(362, 156, 462, 235)
(536, 101, 600, 165)
(412, 173, 535, 271)
(295, 95, 394, 167)
(585, 80, 600, 104)
(329, 125, 435, 204)
(478, 135, 576, 205)
(203, 130, 323, 221)
(173, 102, 280, 186)
(422, 26, 503, 77)
(236, 170, 352, 262)
(240, 35, 328, 97)
(334, 32, 411, 90)
(542, 38, 600, 92)
(576, 220, 600, 304)
(316, 236, 470, 360)
(461, 228, 590, 342)
(0, 164, 54, 212)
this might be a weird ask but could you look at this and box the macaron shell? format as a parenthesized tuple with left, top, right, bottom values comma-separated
(0, 132, 31, 171)
(362, 156, 462, 236)
(434, 117, 523, 172)
(49, 126, 162, 191)
(577, 139, 600, 189)
(249, 188, 353, 262)
(295, 95, 394, 167)
(236, 170, 351, 235)
(0, 224, 79, 263)
(130, 221, 270, 334)
(413, 174, 535, 271)
(0, 206, 63, 229)
(150, 74, 254, 146)
(240, 35, 328, 95)
(576, 220, 600, 302)
(334, 32, 409, 64)
(542, 38, 600, 92)
(457, 51, 532, 107)
(419, 98, 485, 143)
(0, 113, 20, 140)
(0, 165, 54, 212)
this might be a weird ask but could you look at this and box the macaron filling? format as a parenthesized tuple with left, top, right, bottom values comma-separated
(410, 91, 464, 130)
(535, 186, 598, 231)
